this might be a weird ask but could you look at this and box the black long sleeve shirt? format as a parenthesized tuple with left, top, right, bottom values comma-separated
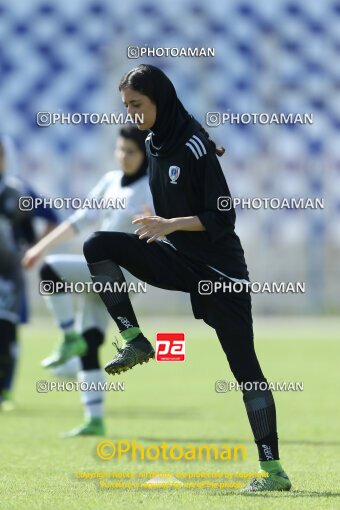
(146, 130, 249, 280)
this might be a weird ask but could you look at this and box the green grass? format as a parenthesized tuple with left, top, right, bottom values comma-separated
(1, 315, 340, 510)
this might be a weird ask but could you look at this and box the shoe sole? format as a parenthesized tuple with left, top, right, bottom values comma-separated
(241, 487, 292, 493)
(105, 351, 155, 375)
(240, 482, 292, 493)
(61, 430, 106, 438)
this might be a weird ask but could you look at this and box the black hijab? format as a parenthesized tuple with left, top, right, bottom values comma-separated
(120, 65, 224, 159)
(119, 125, 148, 187)
(146, 66, 194, 157)
(120, 157, 147, 187)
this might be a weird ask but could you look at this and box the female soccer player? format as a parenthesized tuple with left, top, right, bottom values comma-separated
(82, 64, 291, 492)
(0, 134, 58, 411)
(23, 126, 153, 436)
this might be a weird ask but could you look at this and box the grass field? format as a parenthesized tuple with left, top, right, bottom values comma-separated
(1, 315, 340, 510)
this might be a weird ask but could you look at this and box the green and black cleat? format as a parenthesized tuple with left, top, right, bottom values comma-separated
(0, 390, 15, 412)
(104, 334, 155, 375)
(241, 469, 292, 493)
(61, 417, 106, 438)
(41, 331, 87, 369)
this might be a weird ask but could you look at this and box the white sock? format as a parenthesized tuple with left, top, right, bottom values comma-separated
(51, 356, 82, 379)
(78, 369, 105, 419)
(43, 293, 75, 331)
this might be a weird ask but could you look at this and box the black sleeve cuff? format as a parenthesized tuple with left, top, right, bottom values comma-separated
(197, 211, 228, 243)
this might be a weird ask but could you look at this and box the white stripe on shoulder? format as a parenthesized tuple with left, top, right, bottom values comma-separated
(185, 141, 200, 160)
(192, 135, 207, 155)
(145, 133, 152, 141)
(189, 137, 203, 157)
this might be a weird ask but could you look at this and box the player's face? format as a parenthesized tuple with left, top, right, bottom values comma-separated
(121, 88, 157, 130)
(115, 136, 144, 175)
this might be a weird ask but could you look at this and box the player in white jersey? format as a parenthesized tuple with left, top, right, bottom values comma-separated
(23, 126, 153, 436)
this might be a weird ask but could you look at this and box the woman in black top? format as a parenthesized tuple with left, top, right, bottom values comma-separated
(82, 64, 291, 492)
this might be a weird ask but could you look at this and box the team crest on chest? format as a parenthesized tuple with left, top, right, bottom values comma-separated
(169, 165, 180, 184)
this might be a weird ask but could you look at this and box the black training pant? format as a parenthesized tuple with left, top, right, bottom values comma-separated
(83, 231, 266, 386)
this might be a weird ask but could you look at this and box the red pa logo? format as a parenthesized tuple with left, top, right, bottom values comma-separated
(155, 333, 186, 362)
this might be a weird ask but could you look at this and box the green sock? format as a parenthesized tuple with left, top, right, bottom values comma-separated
(121, 327, 142, 343)
(87, 417, 103, 424)
(260, 460, 283, 474)
(2, 390, 12, 400)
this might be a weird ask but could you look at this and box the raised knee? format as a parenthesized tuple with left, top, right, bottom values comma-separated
(39, 260, 62, 283)
(83, 231, 104, 262)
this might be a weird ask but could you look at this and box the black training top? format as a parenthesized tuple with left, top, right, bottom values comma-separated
(134, 64, 248, 280)
(145, 128, 249, 280)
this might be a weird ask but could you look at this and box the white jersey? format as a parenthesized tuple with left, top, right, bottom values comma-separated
(68, 170, 153, 234)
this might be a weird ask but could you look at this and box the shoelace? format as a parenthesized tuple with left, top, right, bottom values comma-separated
(112, 339, 137, 361)
(112, 339, 122, 353)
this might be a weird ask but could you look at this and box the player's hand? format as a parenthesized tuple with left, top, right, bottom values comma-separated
(132, 216, 177, 243)
(132, 205, 153, 222)
(22, 246, 45, 269)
